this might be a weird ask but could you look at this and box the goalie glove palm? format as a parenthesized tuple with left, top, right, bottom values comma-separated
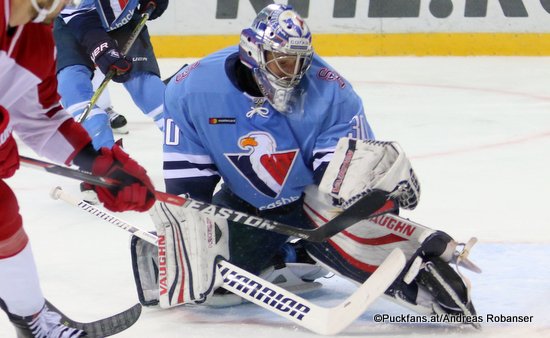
(319, 138, 420, 210)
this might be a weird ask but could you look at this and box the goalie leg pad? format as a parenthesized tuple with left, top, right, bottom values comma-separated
(150, 201, 230, 308)
(130, 234, 160, 306)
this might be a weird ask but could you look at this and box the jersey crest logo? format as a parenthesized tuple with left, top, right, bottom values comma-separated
(225, 132, 298, 198)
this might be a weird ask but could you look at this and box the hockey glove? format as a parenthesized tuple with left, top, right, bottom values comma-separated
(139, 0, 169, 20)
(78, 144, 155, 212)
(319, 138, 420, 210)
(0, 106, 19, 179)
(88, 38, 132, 83)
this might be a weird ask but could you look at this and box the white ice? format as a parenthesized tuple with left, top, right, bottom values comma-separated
(1, 57, 549, 337)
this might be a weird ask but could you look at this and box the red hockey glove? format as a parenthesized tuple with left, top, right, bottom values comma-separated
(90, 144, 155, 212)
(0, 106, 20, 179)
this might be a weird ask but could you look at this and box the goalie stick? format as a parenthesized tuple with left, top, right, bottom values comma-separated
(20, 155, 397, 242)
(45, 301, 142, 338)
(51, 186, 406, 335)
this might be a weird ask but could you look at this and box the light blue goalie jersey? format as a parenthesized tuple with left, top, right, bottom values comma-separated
(163, 46, 374, 210)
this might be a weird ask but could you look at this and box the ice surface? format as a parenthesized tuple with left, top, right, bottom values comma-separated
(1, 57, 549, 337)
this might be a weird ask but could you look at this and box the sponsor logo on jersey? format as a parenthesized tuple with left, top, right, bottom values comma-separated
(175, 61, 200, 83)
(225, 132, 298, 198)
(258, 195, 301, 211)
(318, 68, 346, 88)
(209, 117, 236, 124)
(110, 9, 135, 30)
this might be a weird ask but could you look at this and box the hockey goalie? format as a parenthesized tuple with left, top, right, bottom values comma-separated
(130, 4, 480, 330)
(131, 137, 481, 328)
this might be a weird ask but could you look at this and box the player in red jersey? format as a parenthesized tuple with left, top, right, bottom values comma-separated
(1, 0, 155, 336)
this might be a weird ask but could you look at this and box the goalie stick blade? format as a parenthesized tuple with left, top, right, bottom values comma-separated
(44, 301, 142, 338)
(217, 248, 406, 335)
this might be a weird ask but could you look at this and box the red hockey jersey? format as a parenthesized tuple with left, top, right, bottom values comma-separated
(1, 0, 91, 165)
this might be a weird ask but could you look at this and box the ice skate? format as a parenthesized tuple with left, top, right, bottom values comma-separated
(7, 303, 86, 338)
(106, 107, 129, 135)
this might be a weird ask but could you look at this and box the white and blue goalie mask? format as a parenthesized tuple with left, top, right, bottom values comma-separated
(239, 4, 313, 114)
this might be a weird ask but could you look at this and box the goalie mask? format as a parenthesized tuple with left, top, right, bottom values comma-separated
(239, 4, 313, 114)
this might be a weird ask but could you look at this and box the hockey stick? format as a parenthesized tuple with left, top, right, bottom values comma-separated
(20, 155, 397, 242)
(162, 63, 188, 85)
(45, 301, 142, 338)
(77, 3, 156, 123)
(50, 186, 406, 335)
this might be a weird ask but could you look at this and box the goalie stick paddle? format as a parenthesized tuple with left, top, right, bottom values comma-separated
(77, 3, 156, 123)
(50, 186, 406, 335)
(21, 155, 397, 242)
(45, 301, 142, 338)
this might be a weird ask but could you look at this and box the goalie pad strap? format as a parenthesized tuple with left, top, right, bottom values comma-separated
(151, 201, 230, 308)
(131, 234, 160, 306)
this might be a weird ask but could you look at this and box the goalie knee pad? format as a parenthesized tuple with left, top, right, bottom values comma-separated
(130, 234, 159, 306)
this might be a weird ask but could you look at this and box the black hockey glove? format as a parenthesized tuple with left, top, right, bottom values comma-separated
(88, 38, 132, 83)
(139, 0, 169, 20)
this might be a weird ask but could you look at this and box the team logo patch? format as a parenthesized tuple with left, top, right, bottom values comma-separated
(225, 132, 298, 198)
(209, 117, 236, 124)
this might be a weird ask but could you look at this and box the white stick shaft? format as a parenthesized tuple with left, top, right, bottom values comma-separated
(51, 186, 406, 335)
(50, 186, 158, 245)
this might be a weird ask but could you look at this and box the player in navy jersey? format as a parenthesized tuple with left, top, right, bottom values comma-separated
(53, 0, 168, 147)
(131, 4, 476, 319)
(53, 0, 168, 201)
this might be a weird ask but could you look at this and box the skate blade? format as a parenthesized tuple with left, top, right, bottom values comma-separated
(112, 126, 129, 135)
